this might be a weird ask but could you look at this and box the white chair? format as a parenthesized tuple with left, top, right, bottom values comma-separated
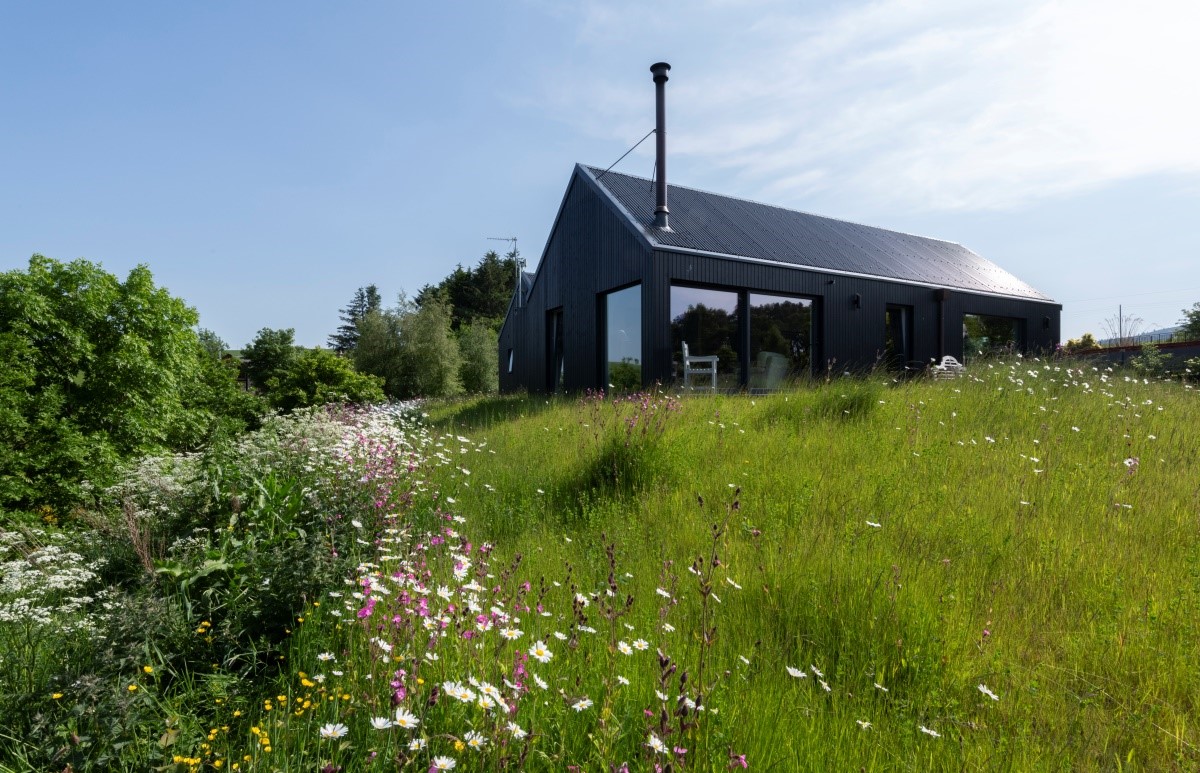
(932, 355, 964, 379)
(682, 341, 718, 391)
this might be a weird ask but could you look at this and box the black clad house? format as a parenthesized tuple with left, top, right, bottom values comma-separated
(498, 64, 1060, 394)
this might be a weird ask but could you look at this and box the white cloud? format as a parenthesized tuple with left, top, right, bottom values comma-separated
(536, 0, 1200, 211)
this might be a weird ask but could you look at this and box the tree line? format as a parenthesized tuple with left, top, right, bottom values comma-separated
(0, 251, 517, 510)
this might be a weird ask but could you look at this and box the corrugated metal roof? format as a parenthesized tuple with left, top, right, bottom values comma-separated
(585, 166, 1055, 302)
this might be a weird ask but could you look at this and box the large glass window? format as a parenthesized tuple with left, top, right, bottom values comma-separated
(547, 308, 564, 392)
(884, 305, 914, 370)
(603, 285, 642, 391)
(671, 286, 740, 391)
(963, 314, 1022, 361)
(749, 293, 812, 389)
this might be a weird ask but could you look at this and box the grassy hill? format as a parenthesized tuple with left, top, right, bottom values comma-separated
(4, 359, 1197, 772)
(419, 361, 1200, 770)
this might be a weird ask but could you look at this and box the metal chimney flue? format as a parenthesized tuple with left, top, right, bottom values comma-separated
(650, 62, 671, 229)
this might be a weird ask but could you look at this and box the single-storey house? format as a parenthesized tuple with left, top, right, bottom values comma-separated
(498, 63, 1060, 394)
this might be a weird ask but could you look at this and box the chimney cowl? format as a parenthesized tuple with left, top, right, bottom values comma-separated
(651, 62, 671, 229)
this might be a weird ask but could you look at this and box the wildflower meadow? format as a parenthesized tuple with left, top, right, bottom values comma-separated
(2, 359, 1198, 771)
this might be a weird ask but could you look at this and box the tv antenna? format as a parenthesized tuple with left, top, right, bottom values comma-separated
(488, 236, 524, 308)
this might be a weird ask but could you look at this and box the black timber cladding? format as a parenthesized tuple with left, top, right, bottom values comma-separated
(500, 164, 1061, 393)
(586, 166, 1054, 302)
(498, 171, 653, 393)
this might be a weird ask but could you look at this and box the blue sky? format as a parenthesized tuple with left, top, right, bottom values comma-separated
(3, 1, 1198, 347)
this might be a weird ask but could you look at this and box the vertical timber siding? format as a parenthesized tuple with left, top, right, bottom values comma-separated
(501, 168, 1061, 393)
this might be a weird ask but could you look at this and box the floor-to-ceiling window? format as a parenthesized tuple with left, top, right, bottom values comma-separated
(748, 293, 812, 390)
(884, 304, 914, 370)
(547, 308, 564, 392)
(603, 284, 642, 391)
(670, 285, 740, 391)
(963, 314, 1022, 361)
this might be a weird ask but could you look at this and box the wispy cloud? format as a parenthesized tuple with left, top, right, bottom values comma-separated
(534, 0, 1200, 212)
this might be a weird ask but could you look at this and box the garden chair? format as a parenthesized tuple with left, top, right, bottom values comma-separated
(932, 355, 965, 379)
(682, 341, 718, 391)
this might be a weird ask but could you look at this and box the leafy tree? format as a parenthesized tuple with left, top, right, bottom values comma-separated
(0, 255, 203, 507)
(242, 327, 297, 390)
(197, 328, 228, 360)
(328, 285, 382, 353)
(1063, 333, 1099, 353)
(354, 296, 462, 399)
(1178, 302, 1200, 341)
(457, 323, 499, 394)
(168, 337, 267, 447)
(265, 348, 385, 412)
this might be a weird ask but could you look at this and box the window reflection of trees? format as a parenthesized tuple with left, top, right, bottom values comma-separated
(749, 298, 811, 380)
(671, 298, 740, 377)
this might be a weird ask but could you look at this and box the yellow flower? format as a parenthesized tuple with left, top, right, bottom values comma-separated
(233, 710, 242, 717)
(454, 740, 466, 752)
(52, 693, 63, 700)
(416, 678, 424, 686)
(142, 665, 154, 674)
(127, 684, 138, 692)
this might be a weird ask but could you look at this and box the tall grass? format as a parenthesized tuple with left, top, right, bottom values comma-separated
(4, 360, 1198, 771)
(418, 360, 1200, 770)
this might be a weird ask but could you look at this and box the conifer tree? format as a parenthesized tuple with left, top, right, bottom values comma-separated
(329, 285, 382, 353)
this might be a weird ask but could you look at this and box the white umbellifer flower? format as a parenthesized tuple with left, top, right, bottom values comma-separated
(319, 722, 349, 739)
(978, 683, 1000, 701)
(371, 716, 394, 730)
(529, 641, 553, 663)
(572, 697, 593, 711)
(618, 641, 633, 655)
(920, 725, 941, 738)
(394, 707, 420, 729)
(647, 732, 667, 754)
(786, 666, 807, 678)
